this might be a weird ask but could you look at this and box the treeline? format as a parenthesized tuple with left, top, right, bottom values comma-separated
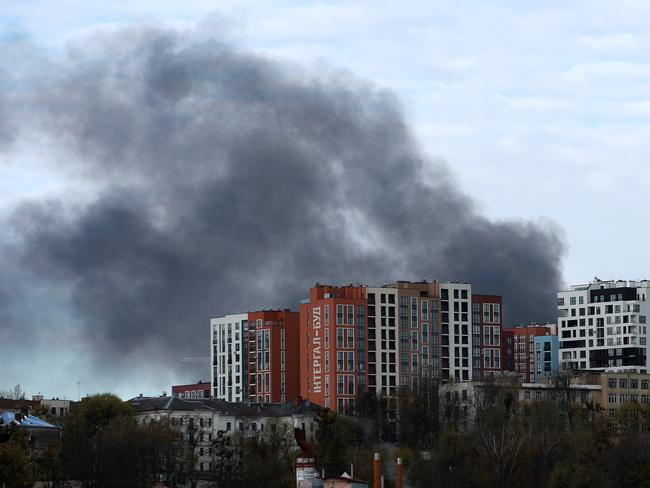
(7, 382, 650, 488)
(1, 394, 194, 488)
(0, 393, 303, 488)
(395, 380, 650, 488)
(327, 377, 650, 488)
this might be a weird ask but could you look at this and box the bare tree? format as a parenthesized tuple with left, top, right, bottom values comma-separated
(551, 368, 578, 431)
(0, 384, 26, 400)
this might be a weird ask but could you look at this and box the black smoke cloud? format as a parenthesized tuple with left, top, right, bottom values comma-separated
(1, 27, 564, 388)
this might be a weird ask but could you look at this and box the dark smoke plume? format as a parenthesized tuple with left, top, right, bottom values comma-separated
(0, 26, 564, 389)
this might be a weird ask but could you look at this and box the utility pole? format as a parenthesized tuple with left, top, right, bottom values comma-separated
(77, 381, 80, 401)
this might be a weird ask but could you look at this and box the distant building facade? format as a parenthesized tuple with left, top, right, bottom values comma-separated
(172, 381, 211, 400)
(531, 335, 559, 383)
(299, 280, 497, 413)
(248, 309, 300, 404)
(501, 328, 515, 373)
(300, 284, 367, 414)
(391, 281, 442, 391)
(511, 324, 557, 383)
(210, 313, 248, 402)
(472, 294, 503, 379)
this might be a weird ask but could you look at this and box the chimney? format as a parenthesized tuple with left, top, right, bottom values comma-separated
(396, 457, 403, 488)
(373, 453, 381, 488)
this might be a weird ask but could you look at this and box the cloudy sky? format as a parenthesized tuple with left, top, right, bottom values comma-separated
(1, 1, 648, 399)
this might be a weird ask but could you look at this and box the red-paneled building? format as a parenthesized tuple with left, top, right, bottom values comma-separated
(172, 381, 211, 399)
(247, 310, 300, 403)
(300, 284, 367, 414)
(501, 329, 515, 373)
(510, 324, 556, 383)
(472, 294, 503, 379)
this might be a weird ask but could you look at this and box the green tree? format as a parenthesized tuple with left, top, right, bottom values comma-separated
(0, 428, 32, 488)
(62, 393, 190, 488)
(314, 409, 362, 477)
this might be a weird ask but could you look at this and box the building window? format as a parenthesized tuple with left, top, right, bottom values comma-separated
(347, 352, 354, 372)
(337, 328, 344, 348)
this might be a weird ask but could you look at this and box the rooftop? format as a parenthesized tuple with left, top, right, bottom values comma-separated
(128, 396, 322, 418)
(0, 412, 60, 429)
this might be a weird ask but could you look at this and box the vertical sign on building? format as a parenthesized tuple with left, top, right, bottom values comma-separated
(312, 306, 322, 393)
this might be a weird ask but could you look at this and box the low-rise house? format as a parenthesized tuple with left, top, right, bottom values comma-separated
(32, 395, 71, 418)
(0, 411, 61, 458)
(0, 398, 41, 414)
(128, 395, 322, 486)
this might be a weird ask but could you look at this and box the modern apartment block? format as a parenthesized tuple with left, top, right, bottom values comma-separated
(557, 278, 650, 371)
(472, 294, 503, 379)
(439, 282, 473, 381)
(247, 310, 300, 404)
(299, 284, 367, 414)
(391, 281, 442, 391)
(511, 324, 557, 383)
(366, 286, 399, 396)
(298, 280, 487, 413)
(210, 313, 248, 402)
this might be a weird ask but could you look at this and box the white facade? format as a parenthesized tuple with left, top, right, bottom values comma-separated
(31, 396, 71, 417)
(210, 313, 248, 402)
(440, 282, 473, 382)
(131, 396, 319, 488)
(366, 287, 398, 397)
(557, 279, 650, 372)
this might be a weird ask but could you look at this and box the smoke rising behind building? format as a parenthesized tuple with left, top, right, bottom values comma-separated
(0, 26, 565, 393)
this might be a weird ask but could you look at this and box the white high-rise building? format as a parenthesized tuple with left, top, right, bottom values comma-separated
(210, 313, 248, 402)
(439, 282, 473, 381)
(557, 279, 650, 372)
(366, 286, 398, 396)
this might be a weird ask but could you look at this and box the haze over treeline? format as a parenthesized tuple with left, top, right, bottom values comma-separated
(0, 25, 564, 395)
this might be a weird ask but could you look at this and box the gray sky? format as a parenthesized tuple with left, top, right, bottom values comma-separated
(1, 1, 648, 399)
